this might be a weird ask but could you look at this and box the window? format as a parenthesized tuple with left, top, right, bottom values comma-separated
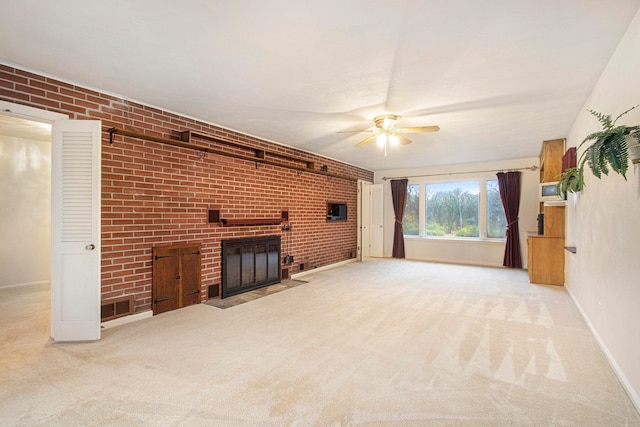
(402, 177, 506, 240)
(403, 184, 419, 235)
(425, 181, 479, 237)
(486, 179, 507, 238)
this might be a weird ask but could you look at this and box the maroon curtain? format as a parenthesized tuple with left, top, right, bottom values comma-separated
(390, 179, 408, 258)
(496, 171, 522, 268)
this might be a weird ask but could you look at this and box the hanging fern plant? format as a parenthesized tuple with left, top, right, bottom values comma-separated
(579, 105, 640, 180)
(557, 166, 584, 198)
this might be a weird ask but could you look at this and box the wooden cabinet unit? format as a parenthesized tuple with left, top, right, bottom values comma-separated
(539, 138, 565, 183)
(152, 244, 202, 315)
(528, 139, 566, 286)
(543, 205, 565, 237)
(527, 236, 565, 285)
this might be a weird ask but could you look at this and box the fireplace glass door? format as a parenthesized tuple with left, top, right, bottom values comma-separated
(222, 236, 281, 298)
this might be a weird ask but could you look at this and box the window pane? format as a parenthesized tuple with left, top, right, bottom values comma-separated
(425, 181, 479, 237)
(487, 179, 507, 239)
(403, 184, 419, 235)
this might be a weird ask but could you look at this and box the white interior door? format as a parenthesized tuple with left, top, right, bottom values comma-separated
(360, 182, 371, 258)
(370, 184, 384, 257)
(51, 120, 101, 341)
(358, 180, 371, 260)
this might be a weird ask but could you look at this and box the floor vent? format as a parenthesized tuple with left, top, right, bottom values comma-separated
(101, 295, 134, 322)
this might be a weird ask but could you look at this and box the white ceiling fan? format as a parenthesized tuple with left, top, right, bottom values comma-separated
(342, 114, 440, 155)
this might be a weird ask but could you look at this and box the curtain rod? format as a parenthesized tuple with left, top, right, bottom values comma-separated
(382, 165, 538, 181)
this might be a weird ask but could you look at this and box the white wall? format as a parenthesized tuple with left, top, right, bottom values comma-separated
(565, 9, 640, 410)
(375, 157, 540, 268)
(0, 133, 51, 288)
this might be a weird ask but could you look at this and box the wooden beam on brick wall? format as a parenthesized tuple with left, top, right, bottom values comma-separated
(107, 127, 358, 182)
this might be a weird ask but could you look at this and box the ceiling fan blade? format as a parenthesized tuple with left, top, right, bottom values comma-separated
(397, 126, 440, 133)
(337, 130, 375, 134)
(396, 134, 412, 145)
(355, 134, 377, 147)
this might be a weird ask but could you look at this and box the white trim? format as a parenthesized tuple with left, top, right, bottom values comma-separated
(0, 100, 68, 122)
(101, 310, 153, 330)
(566, 287, 640, 414)
(292, 258, 357, 279)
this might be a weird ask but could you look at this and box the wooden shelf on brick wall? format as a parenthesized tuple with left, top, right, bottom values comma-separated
(220, 218, 284, 226)
(208, 209, 288, 227)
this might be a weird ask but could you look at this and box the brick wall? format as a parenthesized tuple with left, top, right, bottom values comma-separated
(0, 65, 373, 313)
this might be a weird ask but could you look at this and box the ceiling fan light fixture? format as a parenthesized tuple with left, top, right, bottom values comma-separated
(354, 114, 439, 152)
(382, 116, 397, 131)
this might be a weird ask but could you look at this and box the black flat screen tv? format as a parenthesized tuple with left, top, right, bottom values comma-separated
(327, 202, 347, 221)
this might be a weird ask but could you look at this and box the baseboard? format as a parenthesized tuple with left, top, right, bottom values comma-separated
(0, 280, 49, 290)
(101, 310, 153, 329)
(566, 287, 640, 414)
(292, 258, 357, 279)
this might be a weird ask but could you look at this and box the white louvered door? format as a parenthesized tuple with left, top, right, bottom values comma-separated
(370, 184, 384, 257)
(51, 120, 101, 341)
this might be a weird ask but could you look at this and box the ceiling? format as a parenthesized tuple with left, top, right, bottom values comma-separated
(1, 1, 639, 171)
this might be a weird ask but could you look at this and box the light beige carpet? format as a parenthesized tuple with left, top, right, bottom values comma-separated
(1, 259, 638, 426)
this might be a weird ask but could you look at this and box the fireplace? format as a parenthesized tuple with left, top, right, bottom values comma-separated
(221, 236, 281, 298)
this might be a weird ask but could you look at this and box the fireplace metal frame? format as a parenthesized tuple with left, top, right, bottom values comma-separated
(221, 235, 281, 298)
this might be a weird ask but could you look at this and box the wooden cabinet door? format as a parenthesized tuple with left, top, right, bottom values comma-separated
(153, 244, 202, 314)
(153, 247, 180, 315)
(528, 236, 564, 286)
(180, 246, 201, 308)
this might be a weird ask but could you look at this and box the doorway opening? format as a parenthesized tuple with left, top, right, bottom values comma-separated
(0, 113, 52, 334)
(0, 101, 67, 338)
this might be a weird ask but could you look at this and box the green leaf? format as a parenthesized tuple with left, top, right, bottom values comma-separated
(588, 109, 614, 129)
(607, 131, 629, 178)
(586, 137, 604, 178)
(580, 106, 639, 181)
(557, 167, 585, 198)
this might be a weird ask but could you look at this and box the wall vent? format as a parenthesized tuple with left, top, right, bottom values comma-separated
(207, 284, 220, 299)
(101, 295, 134, 322)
